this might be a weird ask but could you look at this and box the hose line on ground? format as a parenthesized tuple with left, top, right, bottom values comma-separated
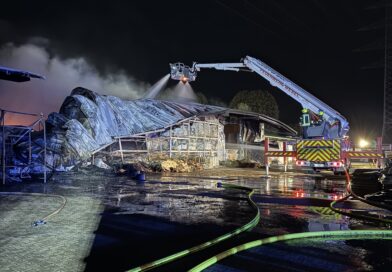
(128, 168, 392, 271)
(330, 168, 392, 224)
(189, 168, 392, 271)
(348, 171, 392, 211)
(127, 183, 260, 272)
(188, 230, 392, 272)
(0, 192, 67, 226)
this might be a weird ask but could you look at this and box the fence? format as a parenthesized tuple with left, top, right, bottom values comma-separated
(0, 109, 47, 184)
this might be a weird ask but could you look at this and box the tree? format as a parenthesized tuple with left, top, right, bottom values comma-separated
(235, 102, 251, 111)
(196, 93, 229, 107)
(208, 97, 228, 107)
(229, 90, 279, 119)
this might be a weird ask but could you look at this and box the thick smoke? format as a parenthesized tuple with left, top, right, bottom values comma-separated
(0, 40, 148, 124)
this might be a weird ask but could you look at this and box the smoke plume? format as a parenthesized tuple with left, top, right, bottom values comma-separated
(0, 39, 148, 124)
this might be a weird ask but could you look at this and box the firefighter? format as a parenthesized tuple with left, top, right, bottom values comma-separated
(317, 110, 324, 125)
(300, 108, 310, 127)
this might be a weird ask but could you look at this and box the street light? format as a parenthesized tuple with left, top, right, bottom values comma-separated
(358, 139, 369, 148)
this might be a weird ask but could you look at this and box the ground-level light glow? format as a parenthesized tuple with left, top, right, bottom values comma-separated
(358, 138, 369, 148)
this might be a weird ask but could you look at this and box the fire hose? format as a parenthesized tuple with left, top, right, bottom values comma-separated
(188, 230, 392, 272)
(330, 168, 392, 224)
(0, 191, 67, 226)
(189, 168, 392, 271)
(127, 168, 392, 271)
(127, 183, 260, 272)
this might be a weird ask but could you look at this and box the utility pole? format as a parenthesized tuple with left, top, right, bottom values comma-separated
(383, 3, 392, 144)
(357, 1, 392, 144)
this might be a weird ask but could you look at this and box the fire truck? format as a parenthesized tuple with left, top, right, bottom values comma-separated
(169, 56, 383, 173)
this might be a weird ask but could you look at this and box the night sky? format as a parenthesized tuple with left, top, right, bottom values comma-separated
(0, 0, 387, 141)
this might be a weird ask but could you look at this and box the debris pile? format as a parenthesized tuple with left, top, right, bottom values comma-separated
(114, 159, 204, 174)
(159, 159, 203, 172)
(2, 86, 296, 181)
(6, 87, 225, 176)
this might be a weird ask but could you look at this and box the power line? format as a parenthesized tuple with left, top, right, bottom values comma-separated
(214, 0, 284, 40)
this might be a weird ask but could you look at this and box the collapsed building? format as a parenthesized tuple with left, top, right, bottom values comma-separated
(0, 87, 296, 182)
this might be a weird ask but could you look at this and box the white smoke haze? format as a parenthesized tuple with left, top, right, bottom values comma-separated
(0, 39, 149, 124)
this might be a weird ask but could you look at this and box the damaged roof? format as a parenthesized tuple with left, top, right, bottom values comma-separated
(54, 87, 296, 158)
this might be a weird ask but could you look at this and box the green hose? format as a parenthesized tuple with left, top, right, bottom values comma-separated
(189, 167, 392, 271)
(188, 230, 392, 272)
(126, 183, 260, 272)
(127, 167, 392, 272)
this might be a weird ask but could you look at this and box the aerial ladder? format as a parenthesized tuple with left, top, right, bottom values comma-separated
(170, 56, 383, 172)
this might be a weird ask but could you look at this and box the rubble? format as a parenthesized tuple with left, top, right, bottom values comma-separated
(112, 159, 203, 174)
(220, 159, 262, 168)
(161, 159, 180, 172)
(93, 158, 111, 169)
(7, 87, 226, 172)
(2, 86, 296, 180)
(159, 159, 201, 172)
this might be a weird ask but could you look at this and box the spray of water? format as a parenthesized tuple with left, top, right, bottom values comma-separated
(171, 81, 197, 102)
(145, 74, 170, 99)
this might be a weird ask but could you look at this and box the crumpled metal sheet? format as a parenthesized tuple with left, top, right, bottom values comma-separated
(57, 87, 225, 161)
(5, 86, 295, 176)
(63, 119, 100, 159)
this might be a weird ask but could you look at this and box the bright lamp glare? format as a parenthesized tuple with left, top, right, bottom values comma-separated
(358, 139, 369, 148)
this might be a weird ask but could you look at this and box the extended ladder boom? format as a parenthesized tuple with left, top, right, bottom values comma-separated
(242, 56, 349, 136)
(170, 55, 349, 138)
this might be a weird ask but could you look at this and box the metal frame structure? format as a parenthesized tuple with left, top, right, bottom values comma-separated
(0, 109, 47, 184)
(95, 116, 223, 167)
(263, 136, 296, 175)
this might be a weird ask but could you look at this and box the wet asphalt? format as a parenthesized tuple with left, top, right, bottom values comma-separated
(1, 167, 392, 271)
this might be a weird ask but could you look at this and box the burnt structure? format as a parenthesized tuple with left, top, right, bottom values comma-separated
(1, 87, 296, 182)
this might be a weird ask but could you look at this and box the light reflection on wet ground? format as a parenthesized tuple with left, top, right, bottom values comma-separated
(206, 239, 392, 272)
(1, 167, 391, 271)
(229, 174, 346, 199)
(98, 175, 253, 227)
